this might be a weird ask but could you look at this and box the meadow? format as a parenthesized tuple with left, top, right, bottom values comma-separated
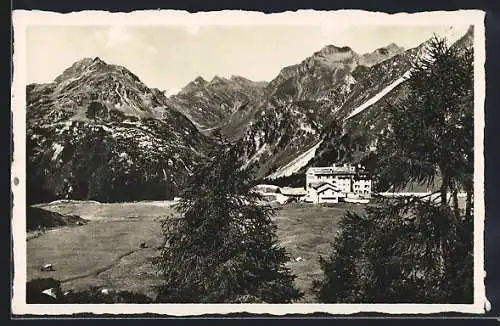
(27, 200, 366, 302)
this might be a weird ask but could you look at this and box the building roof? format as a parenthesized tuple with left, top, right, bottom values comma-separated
(316, 183, 341, 195)
(307, 165, 357, 175)
(279, 187, 307, 196)
(310, 182, 339, 191)
(254, 184, 280, 192)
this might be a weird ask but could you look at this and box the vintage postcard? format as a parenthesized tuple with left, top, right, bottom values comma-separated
(11, 9, 486, 316)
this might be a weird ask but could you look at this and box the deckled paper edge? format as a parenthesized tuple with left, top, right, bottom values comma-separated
(11, 9, 487, 316)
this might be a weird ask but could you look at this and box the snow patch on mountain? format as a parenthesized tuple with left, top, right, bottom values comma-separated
(345, 70, 411, 120)
(266, 141, 322, 179)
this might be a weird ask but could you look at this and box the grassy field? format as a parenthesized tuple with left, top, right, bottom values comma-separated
(27, 200, 366, 302)
(273, 202, 366, 302)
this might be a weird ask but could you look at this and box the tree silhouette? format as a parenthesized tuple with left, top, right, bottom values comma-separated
(153, 138, 302, 303)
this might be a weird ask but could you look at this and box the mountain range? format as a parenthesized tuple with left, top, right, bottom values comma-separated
(25, 26, 474, 202)
(166, 75, 268, 133)
(26, 57, 210, 203)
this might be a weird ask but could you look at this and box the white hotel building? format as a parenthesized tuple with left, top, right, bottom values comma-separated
(305, 164, 372, 204)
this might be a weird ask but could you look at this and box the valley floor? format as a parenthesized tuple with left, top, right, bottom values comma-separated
(26, 200, 366, 303)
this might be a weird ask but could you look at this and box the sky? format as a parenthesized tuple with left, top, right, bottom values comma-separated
(26, 24, 465, 91)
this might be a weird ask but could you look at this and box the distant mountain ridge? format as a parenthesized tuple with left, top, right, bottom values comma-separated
(26, 26, 474, 202)
(217, 42, 407, 178)
(359, 43, 405, 67)
(230, 26, 473, 180)
(168, 42, 406, 140)
(26, 57, 210, 203)
(167, 74, 268, 132)
(267, 25, 474, 181)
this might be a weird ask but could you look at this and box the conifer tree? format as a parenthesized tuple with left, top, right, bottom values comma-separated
(315, 35, 474, 303)
(315, 200, 473, 303)
(153, 137, 302, 303)
(375, 36, 474, 214)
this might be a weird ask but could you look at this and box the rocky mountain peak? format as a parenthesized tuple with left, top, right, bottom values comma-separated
(230, 75, 269, 89)
(170, 72, 270, 131)
(300, 45, 361, 73)
(28, 56, 177, 124)
(76, 56, 107, 68)
(313, 45, 358, 60)
(319, 44, 356, 55)
(26, 56, 213, 203)
(385, 42, 403, 51)
(374, 43, 402, 55)
(450, 25, 474, 54)
(359, 43, 405, 67)
(177, 76, 208, 95)
(209, 75, 228, 85)
(230, 75, 251, 83)
(193, 76, 207, 85)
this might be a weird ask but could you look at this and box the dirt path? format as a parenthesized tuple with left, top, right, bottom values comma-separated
(60, 250, 137, 284)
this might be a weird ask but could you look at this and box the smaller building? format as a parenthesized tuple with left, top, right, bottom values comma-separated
(253, 184, 306, 204)
(253, 184, 281, 194)
(305, 182, 340, 204)
(278, 187, 307, 203)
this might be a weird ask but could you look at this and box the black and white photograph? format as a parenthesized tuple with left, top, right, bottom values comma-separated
(11, 9, 486, 315)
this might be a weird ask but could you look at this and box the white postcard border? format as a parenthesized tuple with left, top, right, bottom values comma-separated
(11, 9, 487, 316)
